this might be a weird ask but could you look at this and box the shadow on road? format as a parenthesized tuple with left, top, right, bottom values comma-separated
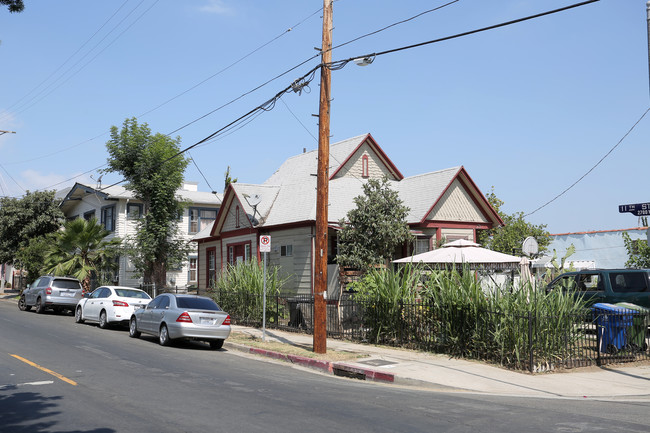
(0, 391, 115, 433)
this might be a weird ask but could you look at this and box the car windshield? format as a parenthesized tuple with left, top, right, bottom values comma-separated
(115, 289, 151, 299)
(176, 297, 221, 311)
(52, 280, 81, 290)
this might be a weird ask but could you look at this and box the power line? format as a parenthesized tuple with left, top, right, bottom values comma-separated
(137, 6, 323, 120)
(325, 0, 600, 70)
(331, 0, 460, 52)
(2, 5, 323, 167)
(15, 0, 600, 197)
(0, 0, 131, 115)
(0, 0, 155, 122)
(524, 107, 650, 218)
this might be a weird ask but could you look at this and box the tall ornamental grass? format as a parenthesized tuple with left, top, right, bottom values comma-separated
(355, 264, 589, 370)
(420, 266, 589, 369)
(211, 259, 288, 325)
(350, 264, 421, 344)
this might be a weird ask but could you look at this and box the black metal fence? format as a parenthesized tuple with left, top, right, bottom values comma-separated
(139, 284, 199, 298)
(211, 289, 650, 373)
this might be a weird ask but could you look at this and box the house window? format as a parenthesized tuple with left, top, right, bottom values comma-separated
(207, 248, 216, 288)
(189, 208, 217, 234)
(415, 237, 431, 255)
(101, 205, 116, 232)
(127, 203, 143, 220)
(362, 154, 369, 177)
(188, 257, 197, 283)
(281, 245, 293, 257)
(83, 210, 95, 221)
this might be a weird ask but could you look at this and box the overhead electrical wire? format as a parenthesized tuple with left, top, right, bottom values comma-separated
(1, 4, 323, 167)
(137, 6, 323, 120)
(0, 0, 156, 122)
(326, 0, 600, 70)
(1, 0, 131, 115)
(331, 0, 460, 52)
(4, 0, 455, 164)
(14, 0, 598, 198)
(524, 106, 650, 218)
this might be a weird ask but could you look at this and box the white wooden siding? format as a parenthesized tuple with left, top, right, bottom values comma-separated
(265, 227, 313, 295)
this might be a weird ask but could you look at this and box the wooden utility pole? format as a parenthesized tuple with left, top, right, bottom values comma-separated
(313, 0, 333, 354)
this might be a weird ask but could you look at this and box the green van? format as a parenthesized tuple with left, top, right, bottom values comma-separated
(546, 269, 650, 308)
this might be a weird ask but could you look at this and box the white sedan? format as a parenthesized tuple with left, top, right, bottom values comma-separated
(75, 286, 151, 329)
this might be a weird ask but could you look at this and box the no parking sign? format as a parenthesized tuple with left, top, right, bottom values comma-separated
(260, 235, 271, 253)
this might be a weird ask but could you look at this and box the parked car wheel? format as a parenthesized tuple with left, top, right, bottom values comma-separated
(209, 339, 224, 350)
(35, 297, 44, 314)
(129, 317, 140, 338)
(159, 324, 170, 346)
(75, 307, 84, 323)
(98, 310, 108, 329)
(18, 296, 30, 311)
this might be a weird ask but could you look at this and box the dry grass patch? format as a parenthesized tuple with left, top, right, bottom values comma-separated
(228, 332, 368, 362)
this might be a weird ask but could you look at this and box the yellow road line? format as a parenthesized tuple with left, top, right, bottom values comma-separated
(10, 354, 78, 386)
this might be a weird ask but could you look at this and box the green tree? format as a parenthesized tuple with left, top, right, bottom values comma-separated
(0, 190, 64, 265)
(15, 235, 52, 286)
(1, 0, 24, 13)
(44, 217, 121, 292)
(103, 117, 190, 288)
(477, 188, 550, 255)
(622, 231, 650, 268)
(337, 177, 413, 270)
(224, 165, 237, 190)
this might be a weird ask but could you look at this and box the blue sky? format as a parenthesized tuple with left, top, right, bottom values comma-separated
(0, 0, 648, 235)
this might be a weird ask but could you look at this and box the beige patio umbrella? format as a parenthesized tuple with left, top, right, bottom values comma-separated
(393, 239, 521, 270)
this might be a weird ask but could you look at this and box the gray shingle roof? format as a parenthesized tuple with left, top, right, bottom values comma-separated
(66, 183, 222, 205)
(198, 135, 480, 237)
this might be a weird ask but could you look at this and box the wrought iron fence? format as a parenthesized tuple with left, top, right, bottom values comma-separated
(139, 283, 199, 298)
(211, 289, 650, 373)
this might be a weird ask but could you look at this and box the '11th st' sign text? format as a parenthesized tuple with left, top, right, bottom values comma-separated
(619, 203, 650, 216)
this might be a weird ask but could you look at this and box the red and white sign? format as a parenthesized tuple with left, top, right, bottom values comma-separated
(259, 235, 271, 253)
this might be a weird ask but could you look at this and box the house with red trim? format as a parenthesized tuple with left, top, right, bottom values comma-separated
(194, 133, 503, 295)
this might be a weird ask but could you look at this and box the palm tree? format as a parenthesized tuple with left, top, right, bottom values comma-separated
(45, 217, 121, 292)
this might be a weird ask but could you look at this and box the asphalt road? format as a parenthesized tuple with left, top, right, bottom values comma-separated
(1, 299, 649, 433)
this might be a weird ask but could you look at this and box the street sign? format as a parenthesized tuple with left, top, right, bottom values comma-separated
(260, 235, 271, 253)
(618, 203, 650, 217)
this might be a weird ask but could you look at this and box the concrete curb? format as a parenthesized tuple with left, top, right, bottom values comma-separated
(224, 341, 396, 384)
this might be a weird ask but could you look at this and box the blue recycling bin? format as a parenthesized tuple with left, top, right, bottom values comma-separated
(593, 303, 634, 354)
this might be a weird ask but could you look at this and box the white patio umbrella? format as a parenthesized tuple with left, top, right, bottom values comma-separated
(519, 256, 533, 285)
(393, 239, 521, 271)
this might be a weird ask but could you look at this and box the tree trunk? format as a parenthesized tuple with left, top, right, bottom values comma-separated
(152, 260, 167, 290)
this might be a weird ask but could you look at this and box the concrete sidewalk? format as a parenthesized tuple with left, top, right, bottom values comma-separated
(227, 325, 650, 400)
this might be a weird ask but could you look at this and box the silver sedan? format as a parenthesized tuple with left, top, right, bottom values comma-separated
(128, 293, 231, 349)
